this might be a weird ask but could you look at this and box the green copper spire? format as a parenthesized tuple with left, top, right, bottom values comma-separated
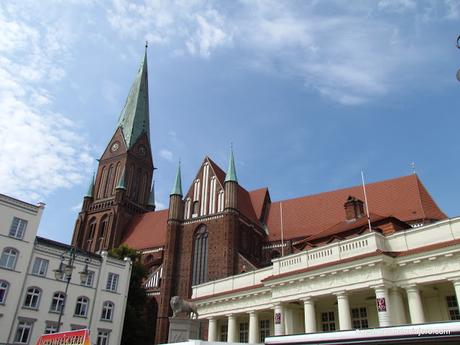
(85, 174, 95, 197)
(116, 45, 150, 148)
(116, 168, 126, 190)
(171, 162, 183, 196)
(224, 147, 238, 183)
(148, 180, 155, 207)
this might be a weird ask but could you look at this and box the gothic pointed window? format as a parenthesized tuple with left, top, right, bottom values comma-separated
(192, 225, 208, 285)
(86, 218, 96, 251)
(104, 164, 114, 198)
(98, 167, 107, 199)
(97, 216, 108, 251)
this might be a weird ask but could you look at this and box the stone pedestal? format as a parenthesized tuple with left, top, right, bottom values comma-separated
(168, 318, 201, 343)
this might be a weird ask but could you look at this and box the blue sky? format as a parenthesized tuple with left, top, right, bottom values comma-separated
(0, 0, 459, 244)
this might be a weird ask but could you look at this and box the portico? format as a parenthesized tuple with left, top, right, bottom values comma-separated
(196, 218, 460, 343)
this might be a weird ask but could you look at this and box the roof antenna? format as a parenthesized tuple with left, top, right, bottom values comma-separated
(361, 170, 373, 232)
(410, 162, 416, 174)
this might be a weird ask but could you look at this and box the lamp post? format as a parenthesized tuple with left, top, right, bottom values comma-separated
(53, 247, 90, 333)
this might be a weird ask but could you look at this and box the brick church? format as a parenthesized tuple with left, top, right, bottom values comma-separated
(71, 50, 447, 344)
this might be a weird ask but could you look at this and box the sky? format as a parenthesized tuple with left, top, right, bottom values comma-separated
(0, 0, 459, 244)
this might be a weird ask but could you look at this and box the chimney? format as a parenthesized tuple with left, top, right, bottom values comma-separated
(344, 196, 365, 221)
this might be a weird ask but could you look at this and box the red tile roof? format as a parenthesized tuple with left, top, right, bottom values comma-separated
(266, 174, 446, 241)
(122, 209, 168, 250)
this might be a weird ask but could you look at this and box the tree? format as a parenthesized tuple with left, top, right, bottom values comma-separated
(109, 244, 156, 345)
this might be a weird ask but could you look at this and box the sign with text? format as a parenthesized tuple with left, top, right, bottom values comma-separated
(36, 329, 90, 345)
(376, 297, 387, 312)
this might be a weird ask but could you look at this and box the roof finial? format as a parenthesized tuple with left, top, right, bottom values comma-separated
(145, 40, 148, 49)
(411, 162, 416, 174)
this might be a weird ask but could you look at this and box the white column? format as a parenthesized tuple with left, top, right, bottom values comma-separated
(452, 280, 460, 307)
(374, 286, 391, 327)
(390, 287, 407, 325)
(303, 297, 316, 333)
(248, 311, 260, 344)
(227, 314, 238, 343)
(406, 285, 425, 324)
(336, 291, 352, 330)
(273, 304, 285, 336)
(208, 317, 217, 342)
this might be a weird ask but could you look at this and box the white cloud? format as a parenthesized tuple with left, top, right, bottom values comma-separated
(159, 149, 174, 162)
(378, 0, 417, 13)
(0, 3, 92, 202)
(107, 0, 232, 58)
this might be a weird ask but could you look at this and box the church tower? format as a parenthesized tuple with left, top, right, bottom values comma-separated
(72, 47, 154, 253)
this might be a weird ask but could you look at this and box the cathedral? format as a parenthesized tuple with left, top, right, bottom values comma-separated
(71, 50, 447, 344)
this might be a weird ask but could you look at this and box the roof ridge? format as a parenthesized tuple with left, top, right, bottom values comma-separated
(271, 174, 416, 204)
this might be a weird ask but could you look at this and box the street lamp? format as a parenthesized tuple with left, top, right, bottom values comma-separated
(53, 247, 90, 332)
(457, 35, 460, 82)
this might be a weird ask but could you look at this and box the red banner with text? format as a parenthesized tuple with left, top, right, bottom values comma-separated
(36, 329, 90, 345)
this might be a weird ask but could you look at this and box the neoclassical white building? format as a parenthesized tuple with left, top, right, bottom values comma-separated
(192, 217, 460, 343)
(0, 193, 131, 345)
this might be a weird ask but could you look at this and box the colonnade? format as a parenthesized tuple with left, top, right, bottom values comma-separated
(206, 280, 460, 343)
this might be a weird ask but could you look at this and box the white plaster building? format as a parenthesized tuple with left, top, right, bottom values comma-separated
(0, 193, 131, 345)
(192, 217, 460, 343)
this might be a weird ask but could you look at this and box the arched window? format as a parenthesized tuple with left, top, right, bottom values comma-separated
(0, 247, 18, 270)
(24, 287, 41, 309)
(0, 280, 9, 304)
(97, 166, 107, 199)
(50, 292, 65, 313)
(97, 216, 108, 251)
(101, 301, 114, 321)
(75, 296, 89, 317)
(86, 218, 97, 251)
(112, 162, 121, 194)
(104, 164, 114, 198)
(192, 225, 208, 285)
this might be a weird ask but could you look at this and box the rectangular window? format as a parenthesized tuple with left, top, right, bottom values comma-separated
(321, 311, 336, 332)
(239, 322, 249, 343)
(14, 321, 33, 344)
(446, 295, 460, 320)
(106, 273, 119, 292)
(97, 330, 110, 345)
(351, 307, 369, 329)
(71, 324, 86, 330)
(81, 271, 94, 287)
(32, 258, 48, 276)
(44, 322, 58, 334)
(9, 217, 28, 239)
(220, 324, 228, 342)
(260, 319, 270, 341)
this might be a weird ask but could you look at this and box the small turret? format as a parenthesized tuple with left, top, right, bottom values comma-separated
(147, 180, 156, 211)
(224, 148, 238, 211)
(115, 168, 126, 203)
(82, 174, 95, 211)
(168, 162, 184, 222)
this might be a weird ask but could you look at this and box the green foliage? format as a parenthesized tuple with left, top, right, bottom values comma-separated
(109, 245, 155, 345)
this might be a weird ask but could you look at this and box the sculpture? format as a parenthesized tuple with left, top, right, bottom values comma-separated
(170, 296, 199, 319)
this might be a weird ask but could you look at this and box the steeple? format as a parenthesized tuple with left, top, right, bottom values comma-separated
(116, 44, 150, 148)
(171, 162, 183, 197)
(224, 147, 238, 183)
(85, 174, 95, 198)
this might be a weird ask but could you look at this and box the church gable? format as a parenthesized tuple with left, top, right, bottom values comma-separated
(183, 157, 225, 219)
(99, 127, 128, 161)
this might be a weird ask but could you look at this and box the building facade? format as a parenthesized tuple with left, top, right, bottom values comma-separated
(0, 193, 131, 345)
(70, 49, 453, 344)
(192, 217, 460, 343)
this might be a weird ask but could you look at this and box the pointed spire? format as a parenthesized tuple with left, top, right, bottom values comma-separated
(225, 146, 238, 183)
(116, 168, 126, 190)
(116, 45, 150, 148)
(85, 173, 95, 197)
(148, 180, 155, 207)
(171, 162, 183, 196)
